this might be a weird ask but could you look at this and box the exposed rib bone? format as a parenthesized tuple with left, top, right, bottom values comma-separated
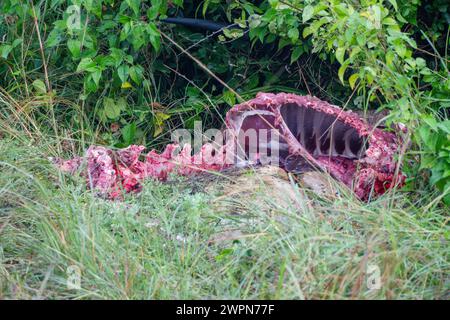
(313, 112, 325, 156)
(343, 129, 356, 158)
(297, 106, 306, 147)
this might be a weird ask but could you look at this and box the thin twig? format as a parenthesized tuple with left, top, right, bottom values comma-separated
(30, 0, 51, 93)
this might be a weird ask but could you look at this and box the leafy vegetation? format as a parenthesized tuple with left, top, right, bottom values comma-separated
(0, 0, 448, 299)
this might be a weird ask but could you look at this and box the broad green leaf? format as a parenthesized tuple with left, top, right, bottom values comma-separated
(437, 120, 450, 134)
(302, 27, 313, 38)
(32, 79, 47, 94)
(104, 98, 121, 120)
(149, 34, 161, 52)
(76, 58, 94, 72)
(343, 27, 353, 41)
(116, 97, 128, 111)
(147, 23, 161, 52)
(84, 75, 97, 93)
(291, 46, 303, 64)
(356, 34, 366, 46)
(302, 5, 314, 23)
(129, 65, 144, 84)
(91, 70, 102, 86)
(335, 47, 345, 64)
(84, 0, 102, 16)
(310, 17, 331, 34)
(46, 29, 62, 47)
(248, 14, 262, 29)
(147, 22, 160, 37)
(388, 0, 398, 11)
(120, 22, 131, 42)
(338, 62, 349, 84)
(122, 123, 136, 145)
(203, 0, 211, 16)
(394, 43, 406, 58)
(12, 38, 23, 48)
(348, 73, 359, 89)
(371, 5, 382, 29)
(67, 39, 81, 58)
(278, 38, 291, 50)
(110, 48, 124, 68)
(334, 4, 348, 17)
(147, 4, 160, 20)
(415, 57, 427, 69)
(0, 45, 12, 59)
(222, 90, 236, 106)
(349, 47, 361, 60)
(313, 4, 328, 14)
(288, 28, 299, 43)
(386, 50, 395, 67)
(256, 27, 266, 43)
(125, 0, 141, 16)
(423, 116, 438, 131)
(131, 25, 146, 50)
(117, 64, 129, 83)
(382, 17, 397, 26)
(66, 5, 81, 31)
(245, 74, 259, 90)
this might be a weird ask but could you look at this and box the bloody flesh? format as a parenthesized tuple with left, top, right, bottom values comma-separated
(54, 93, 405, 200)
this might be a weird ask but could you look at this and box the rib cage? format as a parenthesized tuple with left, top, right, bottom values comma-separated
(280, 103, 368, 159)
(55, 93, 405, 200)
